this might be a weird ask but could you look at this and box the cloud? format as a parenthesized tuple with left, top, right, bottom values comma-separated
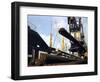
(40, 33, 62, 49)
(52, 17, 68, 30)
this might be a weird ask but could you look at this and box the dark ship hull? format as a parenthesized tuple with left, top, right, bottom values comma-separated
(28, 26, 87, 66)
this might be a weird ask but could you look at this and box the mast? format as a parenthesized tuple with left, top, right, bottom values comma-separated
(62, 36, 64, 51)
(50, 32, 52, 47)
(50, 19, 52, 47)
